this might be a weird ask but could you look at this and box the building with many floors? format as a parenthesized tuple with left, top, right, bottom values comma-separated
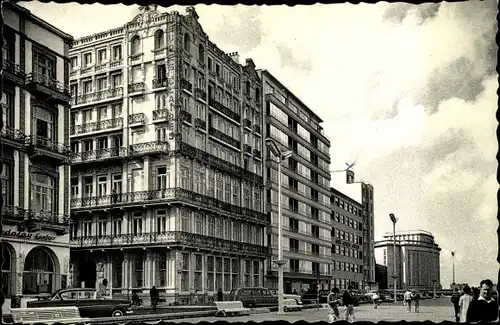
(360, 182, 376, 289)
(67, 6, 266, 303)
(1, 1, 73, 306)
(330, 187, 364, 290)
(259, 70, 332, 294)
(374, 230, 442, 291)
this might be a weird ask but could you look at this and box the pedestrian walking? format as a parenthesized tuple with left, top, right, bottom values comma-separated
(342, 285, 355, 323)
(403, 290, 413, 313)
(459, 285, 473, 323)
(412, 291, 420, 313)
(217, 288, 223, 301)
(327, 288, 341, 323)
(466, 279, 499, 323)
(451, 288, 461, 322)
(150, 286, 159, 312)
(372, 292, 381, 309)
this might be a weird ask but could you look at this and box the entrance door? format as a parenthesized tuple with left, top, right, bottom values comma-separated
(79, 258, 97, 288)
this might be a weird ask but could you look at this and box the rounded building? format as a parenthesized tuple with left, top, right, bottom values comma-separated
(374, 230, 441, 291)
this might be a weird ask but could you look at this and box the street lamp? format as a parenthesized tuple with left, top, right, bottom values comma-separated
(266, 138, 293, 315)
(389, 213, 398, 304)
(451, 251, 456, 285)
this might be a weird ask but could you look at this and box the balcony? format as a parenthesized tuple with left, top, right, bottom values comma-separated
(71, 187, 267, 226)
(194, 118, 206, 131)
(70, 118, 123, 137)
(70, 231, 268, 256)
(70, 147, 127, 165)
(152, 78, 168, 89)
(243, 118, 252, 129)
(25, 73, 71, 104)
(253, 149, 261, 160)
(129, 141, 169, 158)
(109, 59, 123, 69)
(3, 59, 25, 85)
(209, 126, 240, 148)
(128, 82, 146, 95)
(180, 78, 192, 93)
(179, 142, 263, 184)
(252, 124, 261, 135)
(94, 62, 108, 72)
(72, 87, 123, 106)
(194, 88, 206, 102)
(152, 109, 174, 123)
(3, 206, 70, 235)
(208, 98, 241, 123)
(26, 136, 70, 164)
(244, 144, 252, 156)
(129, 113, 146, 127)
(180, 110, 192, 124)
(2, 126, 26, 150)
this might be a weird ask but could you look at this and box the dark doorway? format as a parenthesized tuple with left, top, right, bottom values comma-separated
(79, 258, 97, 288)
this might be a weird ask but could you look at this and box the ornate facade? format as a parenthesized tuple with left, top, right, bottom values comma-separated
(1, 2, 73, 309)
(68, 6, 266, 303)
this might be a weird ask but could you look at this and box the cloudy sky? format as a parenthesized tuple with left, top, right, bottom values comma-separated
(19, 1, 498, 288)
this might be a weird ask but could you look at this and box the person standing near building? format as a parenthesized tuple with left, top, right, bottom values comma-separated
(459, 285, 473, 323)
(403, 290, 413, 314)
(466, 279, 499, 323)
(451, 288, 461, 322)
(342, 285, 355, 323)
(150, 286, 159, 312)
(217, 288, 223, 302)
(327, 288, 341, 323)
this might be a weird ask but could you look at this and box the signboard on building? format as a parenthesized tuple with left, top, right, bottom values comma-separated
(2, 229, 56, 242)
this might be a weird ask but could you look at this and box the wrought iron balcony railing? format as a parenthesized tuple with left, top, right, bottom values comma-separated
(129, 113, 146, 125)
(70, 231, 268, 255)
(180, 110, 192, 124)
(253, 149, 261, 159)
(3, 59, 25, 79)
(71, 187, 267, 225)
(2, 126, 26, 144)
(72, 87, 123, 106)
(26, 135, 71, 156)
(178, 142, 263, 184)
(208, 98, 241, 123)
(70, 147, 127, 164)
(253, 124, 261, 134)
(129, 141, 169, 156)
(194, 118, 206, 130)
(209, 126, 240, 148)
(26, 72, 70, 96)
(243, 118, 252, 129)
(153, 109, 174, 121)
(152, 78, 168, 89)
(3, 206, 70, 226)
(194, 88, 207, 101)
(70, 118, 123, 136)
(244, 144, 252, 155)
(129, 82, 146, 93)
(110, 59, 123, 68)
(180, 78, 192, 93)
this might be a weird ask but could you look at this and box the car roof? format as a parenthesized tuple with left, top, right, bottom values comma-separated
(54, 288, 96, 294)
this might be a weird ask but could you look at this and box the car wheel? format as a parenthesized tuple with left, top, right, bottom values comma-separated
(112, 309, 124, 317)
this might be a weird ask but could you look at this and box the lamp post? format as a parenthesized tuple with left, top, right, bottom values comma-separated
(389, 213, 398, 304)
(451, 251, 456, 285)
(266, 138, 293, 315)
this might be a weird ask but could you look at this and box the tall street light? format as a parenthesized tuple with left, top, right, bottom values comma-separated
(389, 213, 398, 304)
(266, 138, 293, 315)
(451, 251, 456, 285)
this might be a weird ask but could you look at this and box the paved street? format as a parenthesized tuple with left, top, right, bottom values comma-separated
(168, 303, 455, 323)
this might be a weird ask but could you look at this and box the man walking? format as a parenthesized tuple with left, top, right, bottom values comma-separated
(451, 288, 461, 322)
(150, 286, 159, 312)
(342, 285, 355, 323)
(404, 289, 413, 314)
(327, 288, 340, 323)
(466, 279, 499, 322)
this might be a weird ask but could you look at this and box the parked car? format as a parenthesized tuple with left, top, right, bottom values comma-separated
(228, 287, 279, 308)
(301, 290, 330, 304)
(268, 289, 303, 305)
(26, 288, 133, 318)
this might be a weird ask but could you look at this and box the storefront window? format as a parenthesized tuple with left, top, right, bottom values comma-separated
(23, 247, 55, 294)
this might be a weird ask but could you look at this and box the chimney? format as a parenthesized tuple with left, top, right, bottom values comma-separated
(229, 52, 240, 65)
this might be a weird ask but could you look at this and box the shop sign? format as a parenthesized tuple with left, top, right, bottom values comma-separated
(2, 229, 56, 242)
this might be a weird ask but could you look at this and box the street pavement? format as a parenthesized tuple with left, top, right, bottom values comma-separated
(168, 303, 456, 323)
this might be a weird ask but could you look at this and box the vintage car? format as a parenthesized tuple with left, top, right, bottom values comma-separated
(26, 288, 133, 318)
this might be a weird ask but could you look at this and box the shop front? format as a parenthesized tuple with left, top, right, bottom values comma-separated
(1, 225, 70, 313)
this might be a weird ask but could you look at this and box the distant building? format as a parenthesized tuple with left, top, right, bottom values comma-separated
(330, 187, 364, 290)
(360, 183, 376, 289)
(374, 230, 441, 291)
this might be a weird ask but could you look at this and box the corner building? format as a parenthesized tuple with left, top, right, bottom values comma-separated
(2, 2, 72, 307)
(259, 71, 332, 294)
(330, 188, 364, 290)
(68, 7, 267, 303)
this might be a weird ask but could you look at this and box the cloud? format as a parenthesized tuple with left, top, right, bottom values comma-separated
(383, 3, 441, 25)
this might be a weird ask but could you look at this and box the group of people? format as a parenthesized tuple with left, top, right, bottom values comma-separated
(451, 279, 498, 323)
(403, 289, 421, 313)
(327, 285, 356, 323)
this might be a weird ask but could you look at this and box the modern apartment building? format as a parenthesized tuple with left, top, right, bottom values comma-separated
(1, 1, 73, 308)
(259, 70, 332, 294)
(330, 187, 364, 290)
(361, 182, 376, 289)
(374, 230, 442, 291)
(67, 6, 266, 302)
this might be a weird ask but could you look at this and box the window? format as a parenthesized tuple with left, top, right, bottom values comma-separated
(1, 162, 13, 207)
(112, 45, 122, 60)
(195, 213, 203, 235)
(70, 177, 79, 199)
(155, 253, 167, 287)
(156, 210, 167, 233)
(198, 44, 204, 62)
(183, 33, 190, 52)
(157, 64, 167, 82)
(130, 35, 141, 55)
(98, 217, 107, 236)
(31, 173, 55, 213)
(111, 74, 122, 88)
(82, 176, 93, 197)
(97, 49, 107, 63)
(132, 212, 143, 235)
(1, 90, 13, 129)
(180, 209, 190, 232)
(83, 53, 92, 67)
(97, 175, 107, 196)
(70, 57, 78, 70)
(181, 253, 189, 291)
(2, 27, 15, 61)
(96, 76, 107, 91)
(33, 49, 56, 80)
(33, 107, 54, 141)
(83, 80, 92, 94)
(207, 57, 212, 71)
(156, 166, 170, 190)
(113, 217, 122, 235)
(154, 29, 164, 49)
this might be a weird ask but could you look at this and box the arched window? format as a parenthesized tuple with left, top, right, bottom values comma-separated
(31, 173, 55, 213)
(1, 244, 12, 297)
(154, 29, 164, 50)
(198, 44, 204, 62)
(23, 247, 55, 294)
(131, 35, 141, 55)
(183, 33, 190, 53)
